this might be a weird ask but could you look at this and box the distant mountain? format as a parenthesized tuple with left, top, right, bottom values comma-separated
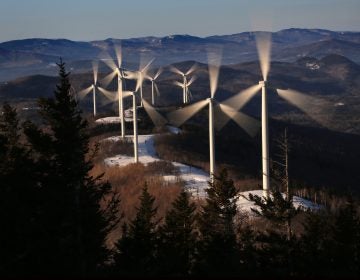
(0, 28, 360, 82)
(1, 53, 359, 134)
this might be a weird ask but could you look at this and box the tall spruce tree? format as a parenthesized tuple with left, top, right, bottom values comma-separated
(247, 191, 300, 276)
(332, 199, 360, 277)
(196, 169, 240, 276)
(0, 103, 39, 275)
(114, 185, 159, 276)
(23, 60, 119, 276)
(158, 190, 197, 276)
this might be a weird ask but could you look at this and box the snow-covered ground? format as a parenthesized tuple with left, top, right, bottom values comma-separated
(237, 190, 322, 213)
(102, 127, 209, 197)
(98, 117, 320, 211)
(95, 116, 132, 124)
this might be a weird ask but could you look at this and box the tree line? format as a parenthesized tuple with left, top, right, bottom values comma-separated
(0, 61, 359, 279)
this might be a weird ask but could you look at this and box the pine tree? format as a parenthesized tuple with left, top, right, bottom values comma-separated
(158, 190, 197, 276)
(114, 184, 159, 276)
(0, 103, 39, 275)
(23, 59, 119, 276)
(297, 210, 335, 277)
(196, 169, 240, 276)
(332, 198, 360, 277)
(247, 191, 300, 276)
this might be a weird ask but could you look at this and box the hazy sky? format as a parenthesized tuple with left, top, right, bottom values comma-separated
(0, 0, 359, 42)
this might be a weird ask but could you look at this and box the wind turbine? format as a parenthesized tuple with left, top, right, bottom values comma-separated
(77, 61, 115, 116)
(171, 64, 197, 104)
(125, 57, 154, 107)
(220, 31, 332, 196)
(167, 51, 260, 183)
(101, 44, 127, 137)
(146, 68, 163, 106)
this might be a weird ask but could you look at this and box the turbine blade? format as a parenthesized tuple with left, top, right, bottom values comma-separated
(222, 84, 261, 110)
(167, 99, 209, 127)
(92, 61, 98, 84)
(101, 71, 117, 88)
(122, 90, 133, 98)
(154, 82, 160, 97)
(142, 99, 167, 127)
(98, 87, 118, 102)
(277, 89, 333, 128)
(207, 48, 223, 98)
(154, 68, 163, 80)
(255, 32, 272, 81)
(114, 44, 122, 68)
(170, 65, 184, 76)
(216, 84, 261, 129)
(174, 81, 184, 88)
(124, 70, 138, 80)
(185, 63, 197, 75)
(217, 104, 260, 137)
(141, 58, 154, 73)
(77, 86, 93, 99)
(101, 52, 117, 71)
(187, 75, 197, 87)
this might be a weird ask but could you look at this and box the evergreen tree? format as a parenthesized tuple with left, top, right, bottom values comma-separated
(247, 190, 300, 276)
(0, 103, 39, 275)
(332, 199, 360, 277)
(114, 185, 159, 276)
(23, 60, 119, 276)
(297, 210, 335, 277)
(196, 169, 240, 276)
(158, 190, 197, 276)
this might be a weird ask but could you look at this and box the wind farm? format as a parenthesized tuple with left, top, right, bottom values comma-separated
(1, 0, 359, 277)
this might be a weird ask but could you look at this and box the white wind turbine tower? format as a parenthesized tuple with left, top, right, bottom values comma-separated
(101, 44, 127, 137)
(220, 31, 332, 196)
(146, 68, 163, 105)
(167, 51, 260, 183)
(77, 61, 117, 116)
(171, 64, 197, 104)
(125, 72, 167, 163)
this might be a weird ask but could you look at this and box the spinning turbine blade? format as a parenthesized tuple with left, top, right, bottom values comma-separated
(101, 52, 117, 71)
(174, 81, 184, 88)
(277, 89, 333, 128)
(114, 44, 122, 68)
(124, 70, 138, 80)
(92, 61, 98, 84)
(101, 71, 117, 88)
(141, 58, 154, 73)
(207, 48, 222, 98)
(186, 63, 197, 75)
(223, 84, 262, 110)
(218, 104, 260, 137)
(142, 99, 167, 127)
(98, 87, 117, 103)
(187, 75, 197, 87)
(170, 66, 184, 75)
(77, 86, 93, 99)
(216, 85, 261, 128)
(154, 82, 160, 96)
(154, 68, 163, 80)
(167, 99, 209, 127)
(122, 91, 133, 98)
(255, 32, 272, 81)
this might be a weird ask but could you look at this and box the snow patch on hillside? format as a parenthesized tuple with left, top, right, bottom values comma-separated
(98, 118, 320, 211)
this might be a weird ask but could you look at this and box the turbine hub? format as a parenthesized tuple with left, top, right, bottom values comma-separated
(259, 81, 267, 86)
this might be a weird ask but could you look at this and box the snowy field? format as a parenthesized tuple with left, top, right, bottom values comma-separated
(98, 117, 320, 211)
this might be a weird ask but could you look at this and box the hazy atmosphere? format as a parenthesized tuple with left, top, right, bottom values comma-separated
(1, 0, 359, 41)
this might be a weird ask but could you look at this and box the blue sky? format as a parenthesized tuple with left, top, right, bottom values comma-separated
(0, 0, 359, 42)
